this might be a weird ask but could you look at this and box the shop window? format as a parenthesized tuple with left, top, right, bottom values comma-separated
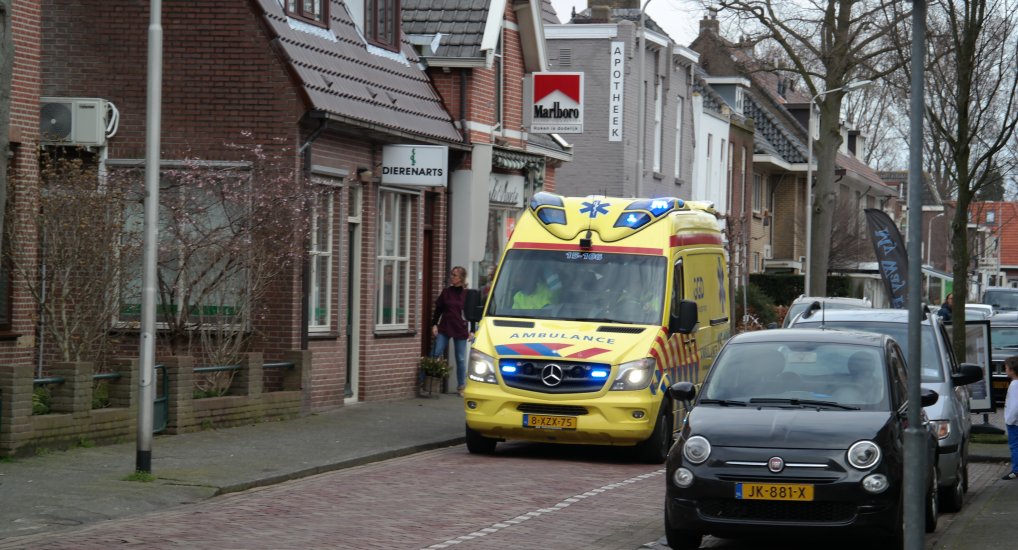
(309, 191, 334, 331)
(376, 190, 412, 328)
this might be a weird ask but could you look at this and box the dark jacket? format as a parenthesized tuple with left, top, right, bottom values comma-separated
(937, 303, 953, 323)
(432, 285, 469, 340)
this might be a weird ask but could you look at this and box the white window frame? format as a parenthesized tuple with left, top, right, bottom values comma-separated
(376, 188, 414, 329)
(673, 96, 684, 179)
(753, 172, 764, 212)
(653, 76, 663, 173)
(309, 191, 334, 332)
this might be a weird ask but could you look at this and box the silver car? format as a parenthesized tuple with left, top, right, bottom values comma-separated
(788, 308, 983, 512)
(782, 295, 872, 328)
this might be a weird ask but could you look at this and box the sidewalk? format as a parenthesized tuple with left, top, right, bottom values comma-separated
(0, 398, 1014, 548)
(0, 393, 466, 541)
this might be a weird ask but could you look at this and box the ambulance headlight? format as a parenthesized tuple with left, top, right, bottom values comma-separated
(611, 358, 656, 391)
(469, 349, 498, 384)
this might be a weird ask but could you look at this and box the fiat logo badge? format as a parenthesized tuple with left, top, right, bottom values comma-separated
(768, 456, 785, 473)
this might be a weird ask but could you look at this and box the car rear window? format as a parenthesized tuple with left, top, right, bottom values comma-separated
(983, 289, 1018, 312)
(789, 321, 944, 383)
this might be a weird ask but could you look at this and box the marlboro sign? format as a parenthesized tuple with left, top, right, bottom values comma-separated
(529, 72, 584, 134)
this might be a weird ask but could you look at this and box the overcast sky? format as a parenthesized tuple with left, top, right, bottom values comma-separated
(548, 0, 705, 47)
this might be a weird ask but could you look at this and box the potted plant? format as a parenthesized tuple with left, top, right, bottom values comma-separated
(418, 356, 449, 397)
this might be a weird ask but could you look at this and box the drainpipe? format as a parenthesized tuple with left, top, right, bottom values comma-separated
(298, 116, 328, 351)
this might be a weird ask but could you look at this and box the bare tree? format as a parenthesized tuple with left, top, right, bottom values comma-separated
(114, 137, 312, 393)
(889, 0, 1018, 356)
(5, 152, 129, 365)
(711, 0, 910, 297)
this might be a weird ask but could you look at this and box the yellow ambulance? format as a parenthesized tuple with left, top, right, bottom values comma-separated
(462, 192, 731, 462)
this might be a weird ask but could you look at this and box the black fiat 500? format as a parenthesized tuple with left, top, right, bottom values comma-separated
(664, 329, 939, 549)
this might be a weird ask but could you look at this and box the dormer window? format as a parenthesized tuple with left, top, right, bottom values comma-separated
(734, 87, 745, 115)
(286, 0, 328, 27)
(366, 0, 402, 52)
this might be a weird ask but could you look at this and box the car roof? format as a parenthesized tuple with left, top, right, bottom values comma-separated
(990, 312, 1018, 324)
(731, 327, 888, 347)
(788, 308, 933, 325)
(789, 295, 871, 306)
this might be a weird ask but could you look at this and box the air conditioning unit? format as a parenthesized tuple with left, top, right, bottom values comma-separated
(763, 245, 773, 259)
(39, 97, 108, 146)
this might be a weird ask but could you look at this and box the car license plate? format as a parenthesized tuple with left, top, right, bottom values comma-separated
(736, 483, 814, 501)
(522, 414, 577, 430)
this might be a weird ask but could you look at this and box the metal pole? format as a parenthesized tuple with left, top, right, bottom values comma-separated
(635, 0, 651, 198)
(904, 1, 927, 548)
(136, 0, 162, 474)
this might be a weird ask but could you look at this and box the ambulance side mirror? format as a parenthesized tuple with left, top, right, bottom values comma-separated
(670, 299, 698, 334)
(464, 289, 484, 323)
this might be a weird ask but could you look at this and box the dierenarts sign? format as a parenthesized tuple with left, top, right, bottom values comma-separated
(381, 145, 448, 187)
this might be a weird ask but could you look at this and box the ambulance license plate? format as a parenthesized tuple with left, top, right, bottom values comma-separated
(736, 483, 814, 501)
(522, 414, 577, 430)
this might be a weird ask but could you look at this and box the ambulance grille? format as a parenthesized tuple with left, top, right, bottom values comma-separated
(597, 326, 645, 334)
(499, 359, 609, 394)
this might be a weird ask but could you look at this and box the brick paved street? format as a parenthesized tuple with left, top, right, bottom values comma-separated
(0, 412, 1009, 550)
(0, 443, 669, 550)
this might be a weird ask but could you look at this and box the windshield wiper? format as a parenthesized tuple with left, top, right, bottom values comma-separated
(994, 344, 1018, 349)
(699, 398, 748, 406)
(568, 317, 639, 325)
(749, 398, 860, 410)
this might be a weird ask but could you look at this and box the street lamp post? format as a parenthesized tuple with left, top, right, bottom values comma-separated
(803, 79, 872, 295)
(635, 0, 652, 198)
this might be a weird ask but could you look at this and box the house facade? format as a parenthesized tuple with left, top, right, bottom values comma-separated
(691, 11, 894, 283)
(5, 0, 509, 436)
(402, 0, 570, 295)
(544, 0, 698, 200)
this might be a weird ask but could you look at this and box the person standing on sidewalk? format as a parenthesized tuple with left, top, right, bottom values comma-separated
(937, 293, 953, 323)
(1004, 356, 1018, 480)
(431, 266, 472, 395)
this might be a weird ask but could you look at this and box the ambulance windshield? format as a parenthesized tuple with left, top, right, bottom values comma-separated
(486, 249, 666, 325)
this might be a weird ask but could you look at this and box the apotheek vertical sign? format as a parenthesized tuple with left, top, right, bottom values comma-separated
(530, 72, 583, 134)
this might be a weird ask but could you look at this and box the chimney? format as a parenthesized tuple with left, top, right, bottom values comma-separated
(589, 0, 639, 8)
(590, 6, 612, 22)
(699, 7, 720, 36)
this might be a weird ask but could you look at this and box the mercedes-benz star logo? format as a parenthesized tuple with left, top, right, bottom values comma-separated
(541, 364, 564, 386)
(768, 456, 785, 473)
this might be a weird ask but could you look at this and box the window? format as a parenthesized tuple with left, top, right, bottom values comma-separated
(753, 172, 763, 212)
(286, 0, 328, 26)
(494, 30, 504, 132)
(366, 0, 401, 51)
(673, 96, 684, 178)
(118, 169, 252, 327)
(377, 190, 413, 328)
(309, 192, 334, 331)
(653, 77, 663, 172)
